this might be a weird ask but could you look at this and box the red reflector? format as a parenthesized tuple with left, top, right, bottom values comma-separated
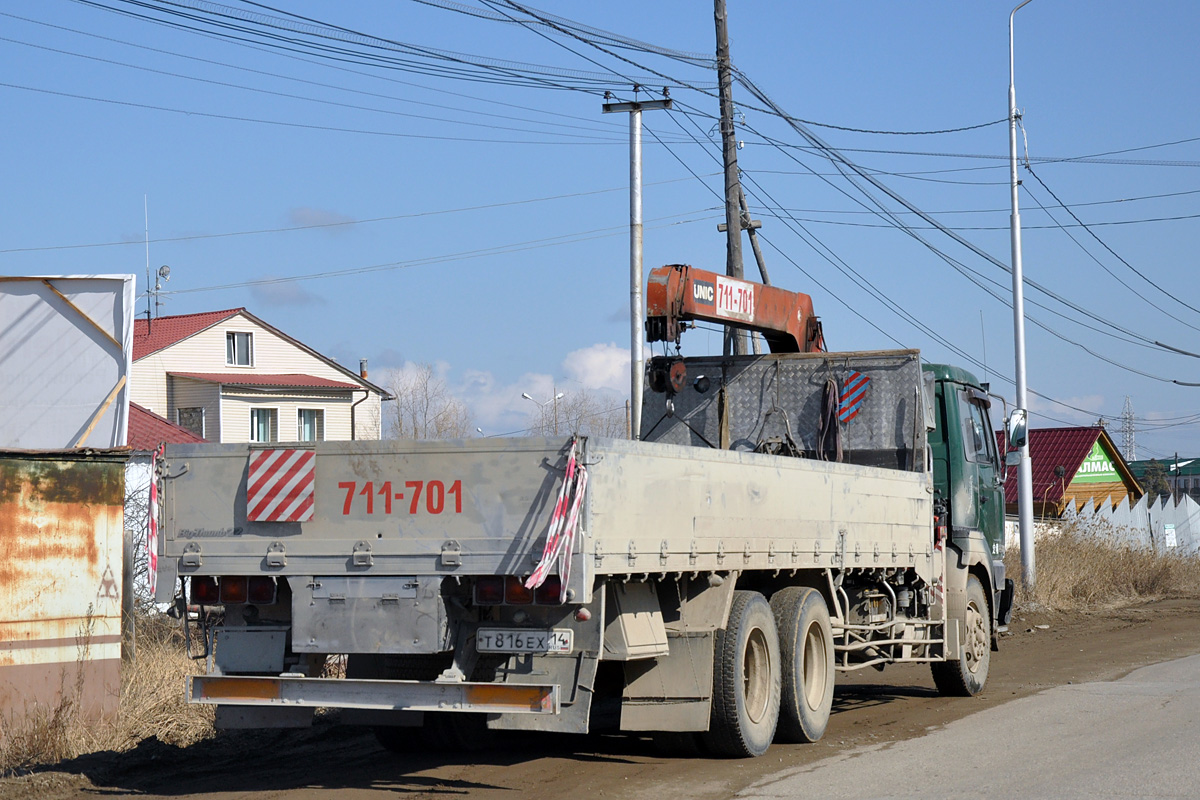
(505, 576, 533, 605)
(535, 575, 563, 604)
(474, 576, 504, 605)
(220, 576, 248, 604)
(192, 576, 219, 604)
(248, 576, 276, 604)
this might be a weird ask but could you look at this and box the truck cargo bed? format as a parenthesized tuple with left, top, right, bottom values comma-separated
(159, 435, 935, 602)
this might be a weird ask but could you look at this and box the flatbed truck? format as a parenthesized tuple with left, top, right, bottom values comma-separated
(156, 327, 1016, 757)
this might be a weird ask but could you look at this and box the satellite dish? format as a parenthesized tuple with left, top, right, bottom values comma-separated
(158, 265, 171, 281)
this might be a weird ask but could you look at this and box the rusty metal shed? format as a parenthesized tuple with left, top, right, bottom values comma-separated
(0, 449, 127, 720)
(0, 274, 135, 727)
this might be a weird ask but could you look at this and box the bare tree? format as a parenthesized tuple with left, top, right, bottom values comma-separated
(124, 460, 155, 612)
(388, 363, 474, 439)
(527, 389, 627, 438)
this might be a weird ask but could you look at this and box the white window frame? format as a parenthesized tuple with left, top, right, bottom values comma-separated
(297, 408, 325, 442)
(226, 331, 254, 367)
(176, 407, 205, 439)
(249, 407, 278, 443)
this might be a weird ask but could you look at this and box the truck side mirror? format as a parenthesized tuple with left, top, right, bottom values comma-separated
(1006, 408, 1028, 450)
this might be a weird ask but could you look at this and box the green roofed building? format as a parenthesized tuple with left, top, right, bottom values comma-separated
(1127, 457, 1200, 503)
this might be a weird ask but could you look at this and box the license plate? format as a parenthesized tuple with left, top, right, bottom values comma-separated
(476, 628, 573, 654)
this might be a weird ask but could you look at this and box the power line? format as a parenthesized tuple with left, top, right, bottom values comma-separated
(409, 0, 715, 66)
(70, 0, 615, 92)
(1019, 180, 1200, 335)
(726, 78, 1200, 369)
(0, 174, 716, 254)
(0, 79, 635, 144)
(752, 208, 1200, 231)
(0, 12, 630, 135)
(755, 187, 1200, 217)
(0, 10, 632, 132)
(486, 0, 1011, 137)
(742, 138, 1200, 168)
(1023, 164, 1200, 320)
(158, 209, 717, 294)
(0, 34, 631, 141)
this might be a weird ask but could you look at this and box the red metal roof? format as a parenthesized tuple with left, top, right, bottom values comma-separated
(133, 308, 243, 360)
(128, 403, 206, 450)
(170, 372, 360, 390)
(996, 426, 1103, 507)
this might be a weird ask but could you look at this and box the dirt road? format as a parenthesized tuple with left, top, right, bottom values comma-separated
(7, 596, 1199, 800)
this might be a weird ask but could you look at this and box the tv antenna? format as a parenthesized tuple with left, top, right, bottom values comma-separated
(145, 264, 170, 331)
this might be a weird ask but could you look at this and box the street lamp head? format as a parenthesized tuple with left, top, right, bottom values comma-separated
(521, 392, 533, 401)
(554, 392, 564, 400)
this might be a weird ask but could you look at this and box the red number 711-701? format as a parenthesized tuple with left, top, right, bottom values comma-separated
(337, 480, 463, 516)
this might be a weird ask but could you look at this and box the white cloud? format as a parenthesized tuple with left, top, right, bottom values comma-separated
(562, 342, 632, 392)
(250, 280, 326, 307)
(287, 206, 356, 233)
(370, 342, 641, 437)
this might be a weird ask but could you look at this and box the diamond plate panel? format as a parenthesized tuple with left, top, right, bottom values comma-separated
(640, 350, 927, 471)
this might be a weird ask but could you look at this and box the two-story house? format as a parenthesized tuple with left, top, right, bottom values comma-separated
(131, 308, 389, 443)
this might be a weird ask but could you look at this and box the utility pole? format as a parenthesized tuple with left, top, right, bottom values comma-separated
(1174, 452, 1180, 500)
(1009, 0, 1037, 589)
(603, 89, 671, 440)
(719, 187, 770, 353)
(714, 0, 747, 356)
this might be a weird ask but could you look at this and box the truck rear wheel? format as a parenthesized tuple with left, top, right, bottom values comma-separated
(702, 590, 780, 758)
(770, 587, 834, 743)
(931, 575, 990, 696)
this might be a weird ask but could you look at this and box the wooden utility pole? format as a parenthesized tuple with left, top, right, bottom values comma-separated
(714, 0, 747, 356)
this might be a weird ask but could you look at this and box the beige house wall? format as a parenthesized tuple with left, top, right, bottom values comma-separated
(168, 378, 221, 441)
(131, 313, 383, 442)
(220, 391, 353, 443)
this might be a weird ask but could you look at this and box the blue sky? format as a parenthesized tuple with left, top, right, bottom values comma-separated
(3, 1, 1199, 458)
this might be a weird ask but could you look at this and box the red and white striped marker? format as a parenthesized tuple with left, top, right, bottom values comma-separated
(247, 449, 315, 522)
(148, 445, 162, 596)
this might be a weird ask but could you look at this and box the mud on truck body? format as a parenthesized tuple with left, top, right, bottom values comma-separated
(155, 346, 1015, 758)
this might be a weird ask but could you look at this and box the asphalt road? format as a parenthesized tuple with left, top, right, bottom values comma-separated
(741, 653, 1200, 800)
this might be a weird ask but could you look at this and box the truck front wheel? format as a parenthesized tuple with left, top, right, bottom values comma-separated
(770, 587, 834, 743)
(931, 575, 990, 696)
(702, 590, 781, 758)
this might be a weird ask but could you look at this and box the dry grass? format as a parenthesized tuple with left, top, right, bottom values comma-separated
(1005, 518, 1200, 612)
(0, 615, 214, 773)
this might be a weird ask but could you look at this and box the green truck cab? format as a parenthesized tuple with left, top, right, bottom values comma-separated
(924, 363, 1015, 649)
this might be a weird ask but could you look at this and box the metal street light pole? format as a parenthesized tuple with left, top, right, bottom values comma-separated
(522, 390, 565, 436)
(603, 93, 671, 441)
(1009, 0, 1037, 588)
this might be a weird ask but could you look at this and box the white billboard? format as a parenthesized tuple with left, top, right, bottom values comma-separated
(0, 275, 136, 448)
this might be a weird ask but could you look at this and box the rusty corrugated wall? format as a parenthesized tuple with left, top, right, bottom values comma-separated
(0, 449, 127, 721)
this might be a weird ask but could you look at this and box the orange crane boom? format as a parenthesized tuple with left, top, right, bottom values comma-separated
(645, 264, 825, 353)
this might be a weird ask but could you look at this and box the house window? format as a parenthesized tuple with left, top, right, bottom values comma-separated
(298, 409, 324, 442)
(250, 408, 277, 442)
(177, 407, 205, 439)
(226, 331, 253, 366)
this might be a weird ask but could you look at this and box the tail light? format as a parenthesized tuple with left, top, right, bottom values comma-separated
(474, 576, 504, 605)
(504, 576, 533, 605)
(248, 576, 277, 604)
(220, 576, 248, 604)
(535, 575, 563, 604)
(191, 576, 219, 604)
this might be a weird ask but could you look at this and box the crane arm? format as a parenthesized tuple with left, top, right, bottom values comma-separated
(645, 264, 824, 354)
